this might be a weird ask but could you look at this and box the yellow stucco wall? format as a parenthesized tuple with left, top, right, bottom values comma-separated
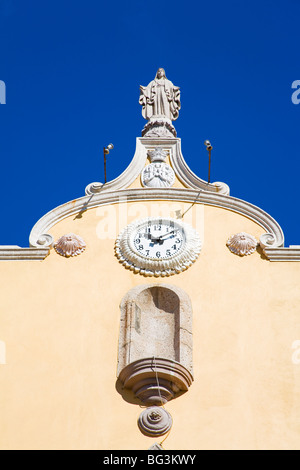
(0, 201, 299, 450)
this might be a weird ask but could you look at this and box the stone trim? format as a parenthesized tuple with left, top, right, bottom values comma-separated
(118, 357, 193, 405)
(85, 137, 229, 195)
(0, 247, 49, 261)
(263, 247, 300, 261)
(29, 187, 285, 256)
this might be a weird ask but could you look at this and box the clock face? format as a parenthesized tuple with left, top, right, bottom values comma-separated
(115, 217, 202, 277)
(131, 219, 185, 260)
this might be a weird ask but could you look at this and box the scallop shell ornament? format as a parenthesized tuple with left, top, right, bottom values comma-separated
(54, 233, 86, 258)
(226, 232, 258, 256)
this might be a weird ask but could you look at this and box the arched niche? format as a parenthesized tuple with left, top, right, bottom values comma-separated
(117, 284, 193, 405)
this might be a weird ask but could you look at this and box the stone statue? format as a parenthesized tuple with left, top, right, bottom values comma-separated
(139, 68, 181, 121)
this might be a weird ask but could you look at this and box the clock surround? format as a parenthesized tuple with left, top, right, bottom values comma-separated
(115, 216, 201, 277)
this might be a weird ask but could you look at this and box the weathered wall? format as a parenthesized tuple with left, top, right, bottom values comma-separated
(0, 201, 299, 450)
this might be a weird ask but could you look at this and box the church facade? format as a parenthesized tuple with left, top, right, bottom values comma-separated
(0, 70, 300, 450)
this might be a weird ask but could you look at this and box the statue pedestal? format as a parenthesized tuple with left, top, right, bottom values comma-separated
(142, 116, 177, 138)
(118, 357, 193, 406)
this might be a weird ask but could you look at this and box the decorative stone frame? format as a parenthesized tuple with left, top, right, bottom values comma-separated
(115, 216, 202, 277)
(117, 284, 193, 405)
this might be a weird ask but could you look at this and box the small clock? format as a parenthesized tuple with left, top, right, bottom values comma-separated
(115, 217, 201, 277)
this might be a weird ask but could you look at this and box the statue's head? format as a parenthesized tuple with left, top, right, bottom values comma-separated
(156, 68, 166, 79)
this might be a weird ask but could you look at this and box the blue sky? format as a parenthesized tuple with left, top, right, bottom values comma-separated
(0, 0, 299, 247)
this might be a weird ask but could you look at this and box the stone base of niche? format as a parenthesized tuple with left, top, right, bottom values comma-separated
(118, 357, 193, 406)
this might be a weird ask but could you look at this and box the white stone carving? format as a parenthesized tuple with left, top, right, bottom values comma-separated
(141, 163, 175, 188)
(142, 117, 177, 138)
(115, 217, 201, 277)
(81, 137, 229, 195)
(138, 407, 172, 437)
(36, 233, 54, 247)
(139, 68, 181, 121)
(148, 148, 168, 162)
(226, 232, 258, 256)
(141, 148, 175, 188)
(54, 233, 86, 258)
(85, 182, 103, 195)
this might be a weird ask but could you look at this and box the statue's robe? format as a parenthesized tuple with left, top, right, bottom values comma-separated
(139, 77, 180, 121)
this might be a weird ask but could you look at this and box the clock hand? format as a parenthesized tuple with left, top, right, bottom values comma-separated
(157, 230, 177, 241)
(143, 232, 161, 243)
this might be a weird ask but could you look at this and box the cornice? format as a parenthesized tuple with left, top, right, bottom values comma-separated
(1, 187, 299, 260)
(27, 187, 290, 258)
(263, 247, 300, 261)
(0, 247, 49, 260)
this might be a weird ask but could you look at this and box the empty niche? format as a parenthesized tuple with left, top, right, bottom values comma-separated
(117, 284, 193, 405)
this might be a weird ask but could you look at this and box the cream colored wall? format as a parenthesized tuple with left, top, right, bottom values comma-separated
(0, 201, 300, 450)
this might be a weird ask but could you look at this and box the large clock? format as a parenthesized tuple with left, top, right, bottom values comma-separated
(115, 217, 201, 276)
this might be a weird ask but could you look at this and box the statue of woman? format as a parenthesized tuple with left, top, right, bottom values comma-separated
(139, 68, 181, 121)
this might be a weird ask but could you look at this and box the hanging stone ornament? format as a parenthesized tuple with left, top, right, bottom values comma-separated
(138, 406, 172, 437)
(141, 148, 175, 188)
(226, 232, 258, 256)
(54, 233, 86, 258)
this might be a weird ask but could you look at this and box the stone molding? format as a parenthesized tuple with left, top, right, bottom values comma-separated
(85, 137, 229, 196)
(0, 247, 49, 261)
(2, 134, 299, 261)
(118, 357, 193, 405)
(263, 247, 300, 261)
(28, 187, 285, 253)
